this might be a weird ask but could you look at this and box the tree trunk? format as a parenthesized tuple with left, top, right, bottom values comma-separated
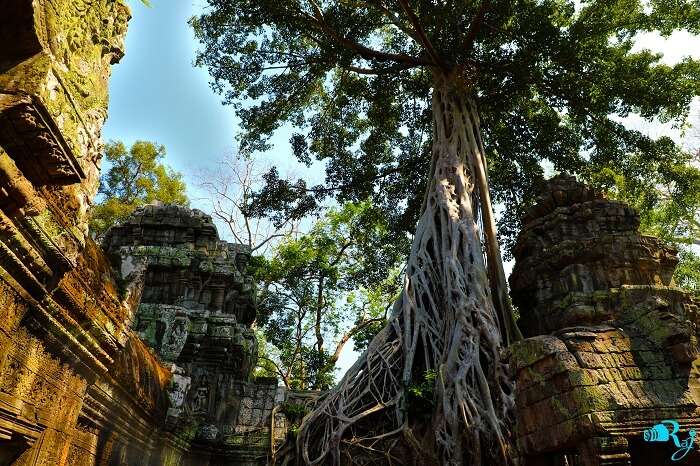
(297, 72, 515, 466)
(316, 275, 325, 356)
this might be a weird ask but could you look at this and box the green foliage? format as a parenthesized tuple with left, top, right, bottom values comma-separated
(675, 248, 700, 296)
(349, 267, 402, 352)
(279, 402, 310, 440)
(191, 0, 700, 256)
(586, 149, 700, 245)
(90, 140, 189, 237)
(405, 369, 437, 419)
(255, 201, 402, 390)
(280, 402, 309, 420)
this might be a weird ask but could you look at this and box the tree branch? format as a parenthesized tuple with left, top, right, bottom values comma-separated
(462, 0, 491, 57)
(258, 356, 290, 388)
(329, 317, 385, 366)
(300, 9, 431, 68)
(364, 0, 422, 44)
(251, 232, 287, 253)
(347, 63, 415, 75)
(396, 0, 443, 69)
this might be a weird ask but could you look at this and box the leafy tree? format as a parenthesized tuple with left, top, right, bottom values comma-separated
(197, 156, 399, 389)
(587, 148, 700, 245)
(90, 140, 189, 237)
(254, 201, 402, 390)
(675, 248, 700, 296)
(191, 1, 700, 463)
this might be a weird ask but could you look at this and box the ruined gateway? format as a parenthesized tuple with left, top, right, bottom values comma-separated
(0, 1, 698, 465)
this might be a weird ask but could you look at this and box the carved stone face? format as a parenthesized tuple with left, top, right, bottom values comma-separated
(168, 373, 190, 409)
(235, 253, 250, 273)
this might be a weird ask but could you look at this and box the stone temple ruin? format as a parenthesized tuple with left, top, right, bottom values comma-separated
(100, 204, 317, 464)
(0, 1, 312, 464)
(509, 175, 700, 465)
(0, 1, 698, 465)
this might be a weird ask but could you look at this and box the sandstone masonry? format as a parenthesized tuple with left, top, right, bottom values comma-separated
(509, 175, 700, 466)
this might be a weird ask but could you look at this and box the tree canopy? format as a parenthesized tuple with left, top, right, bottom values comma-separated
(589, 146, 700, 246)
(192, 0, 700, 253)
(589, 143, 700, 295)
(90, 140, 189, 237)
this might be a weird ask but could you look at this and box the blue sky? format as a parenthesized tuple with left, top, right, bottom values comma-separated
(103, 0, 306, 208)
(104, 1, 232, 179)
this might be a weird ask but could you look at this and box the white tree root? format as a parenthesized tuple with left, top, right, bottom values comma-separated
(295, 73, 516, 466)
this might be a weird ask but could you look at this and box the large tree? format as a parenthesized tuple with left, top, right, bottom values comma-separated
(191, 1, 700, 464)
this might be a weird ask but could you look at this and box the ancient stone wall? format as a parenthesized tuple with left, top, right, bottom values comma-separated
(0, 1, 185, 465)
(0, 1, 309, 459)
(509, 175, 700, 466)
(5, 1, 697, 465)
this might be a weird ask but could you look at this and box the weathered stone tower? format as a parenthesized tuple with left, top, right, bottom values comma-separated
(1, 1, 698, 465)
(0, 1, 160, 464)
(103, 204, 289, 465)
(509, 174, 700, 465)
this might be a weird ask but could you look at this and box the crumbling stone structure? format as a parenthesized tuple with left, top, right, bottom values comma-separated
(103, 204, 292, 465)
(103, 205, 257, 373)
(0, 1, 299, 465)
(509, 175, 700, 466)
(1, 1, 698, 466)
(0, 0, 169, 464)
